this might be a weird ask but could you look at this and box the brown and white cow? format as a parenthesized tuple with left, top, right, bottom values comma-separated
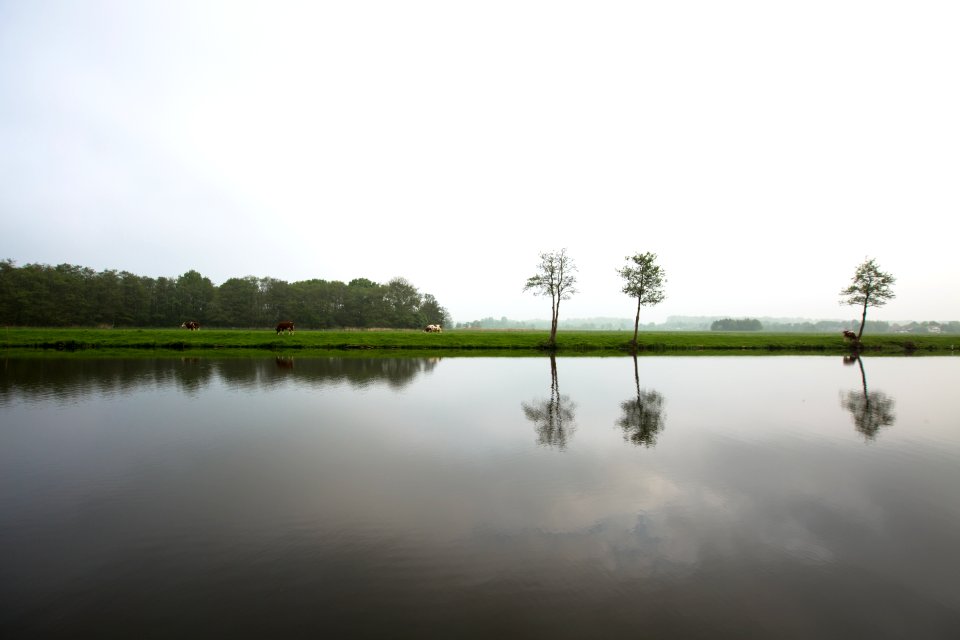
(276, 321, 295, 335)
(424, 324, 443, 333)
(181, 321, 200, 331)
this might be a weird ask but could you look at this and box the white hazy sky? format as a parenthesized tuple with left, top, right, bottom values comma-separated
(2, 0, 958, 324)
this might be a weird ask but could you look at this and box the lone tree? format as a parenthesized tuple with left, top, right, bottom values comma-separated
(617, 252, 667, 349)
(524, 249, 577, 347)
(840, 258, 896, 341)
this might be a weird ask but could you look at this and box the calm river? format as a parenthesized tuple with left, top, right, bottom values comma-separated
(2, 355, 959, 638)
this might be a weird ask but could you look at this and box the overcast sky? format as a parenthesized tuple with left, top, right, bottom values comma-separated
(2, 1, 957, 324)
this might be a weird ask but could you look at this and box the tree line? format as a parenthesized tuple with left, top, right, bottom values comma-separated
(710, 318, 764, 331)
(0, 260, 450, 329)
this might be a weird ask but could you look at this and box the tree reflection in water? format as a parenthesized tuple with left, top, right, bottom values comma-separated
(0, 356, 440, 402)
(521, 354, 577, 450)
(841, 355, 895, 441)
(616, 355, 666, 447)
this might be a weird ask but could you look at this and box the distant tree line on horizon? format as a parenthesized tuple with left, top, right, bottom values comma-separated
(0, 260, 450, 329)
(457, 316, 640, 331)
(710, 318, 764, 331)
(459, 315, 959, 334)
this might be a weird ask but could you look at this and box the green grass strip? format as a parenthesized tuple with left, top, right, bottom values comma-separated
(1, 328, 957, 355)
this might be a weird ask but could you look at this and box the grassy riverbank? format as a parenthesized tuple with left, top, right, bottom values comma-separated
(1, 327, 956, 355)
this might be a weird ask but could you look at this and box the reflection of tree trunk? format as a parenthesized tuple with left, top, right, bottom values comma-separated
(521, 354, 576, 449)
(547, 354, 560, 429)
(617, 355, 665, 447)
(856, 356, 867, 395)
(551, 352, 558, 392)
(842, 356, 895, 440)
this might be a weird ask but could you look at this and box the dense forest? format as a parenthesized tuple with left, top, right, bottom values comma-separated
(0, 260, 450, 329)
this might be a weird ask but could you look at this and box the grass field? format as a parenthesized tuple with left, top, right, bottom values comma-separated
(1, 327, 956, 355)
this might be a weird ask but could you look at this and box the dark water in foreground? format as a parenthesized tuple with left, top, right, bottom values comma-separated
(2, 355, 959, 639)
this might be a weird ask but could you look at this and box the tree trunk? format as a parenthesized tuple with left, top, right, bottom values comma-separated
(550, 294, 559, 346)
(632, 297, 641, 350)
(857, 298, 868, 340)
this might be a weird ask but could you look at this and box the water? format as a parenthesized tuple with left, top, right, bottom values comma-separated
(2, 355, 959, 638)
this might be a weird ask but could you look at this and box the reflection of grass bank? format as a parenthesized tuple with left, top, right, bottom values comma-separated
(1, 328, 956, 355)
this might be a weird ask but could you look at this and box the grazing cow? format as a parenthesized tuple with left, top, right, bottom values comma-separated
(424, 324, 443, 333)
(181, 321, 200, 331)
(276, 321, 295, 335)
(842, 330, 858, 341)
